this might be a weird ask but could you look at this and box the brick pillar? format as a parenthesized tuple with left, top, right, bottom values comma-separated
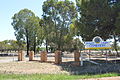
(18, 50, 24, 61)
(74, 50, 80, 66)
(55, 50, 62, 64)
(41, 51, 47, 62)
(18, 50, 21, 61)
(21, 51, 25, 61)
(29, 51, 34, 61)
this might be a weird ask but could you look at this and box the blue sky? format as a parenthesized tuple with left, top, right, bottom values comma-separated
(0, 0, 46, 41)
(0, 0, 75, 41)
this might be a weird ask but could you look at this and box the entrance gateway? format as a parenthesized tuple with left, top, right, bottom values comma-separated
(80, 36, 112, 66)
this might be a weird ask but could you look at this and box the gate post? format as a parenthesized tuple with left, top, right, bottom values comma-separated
(41, 51, 47, 62)
(18, 50, 24, 61)
(18, 50, 21, 61)
(55, 50, 62, 64)
(74, 50, 80, 66)
(29, 51, 34, 61)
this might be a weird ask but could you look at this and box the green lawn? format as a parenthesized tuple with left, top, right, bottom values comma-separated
(0, 73, 119, 80)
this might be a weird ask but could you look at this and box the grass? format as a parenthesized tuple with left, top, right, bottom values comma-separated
(0, 73, 119, 80)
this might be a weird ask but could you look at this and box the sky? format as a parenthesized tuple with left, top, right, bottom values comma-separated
(0, 0, 75, 41)
(0, 0, 46, 41)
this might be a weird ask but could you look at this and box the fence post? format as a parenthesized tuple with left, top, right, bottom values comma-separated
(55, 50, 62, 64)
(41, 51, 47, 62)
(74, 50, 80, 66)
(29, 51, 34, 61)
(18, 50, 24, 61)
(21, 51, 25, 61)
(18, 50, 21, 61)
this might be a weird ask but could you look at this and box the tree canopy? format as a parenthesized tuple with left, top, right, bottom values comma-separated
(10, 0, 120, 54)
(42, 0, 78, 51)
(11, 9, 42, 55)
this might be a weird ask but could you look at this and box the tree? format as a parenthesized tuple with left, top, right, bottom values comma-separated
(11, 9, 41, 55)
(76, 0, 114, 41)
(42, 0, 77, 51)
(0, 40, 24, 53)
(114, 1, 120, 39)
(40, 16, 54, 52)
(0, 41, 6, 52)
(114, 7, 120, 56)
(115, 13, 120, 36)
(108, 0, 120, 56)
(75, 0, 120, 56)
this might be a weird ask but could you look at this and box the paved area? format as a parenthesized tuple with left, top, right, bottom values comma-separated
(0, 57, 17, 63)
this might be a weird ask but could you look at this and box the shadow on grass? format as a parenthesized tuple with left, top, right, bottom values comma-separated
(57, 60, 120, 75)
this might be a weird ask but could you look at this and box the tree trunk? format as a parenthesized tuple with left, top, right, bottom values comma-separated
(26, 29, 29, 56)
(57, 36, 61, 51)
(113, 34, 119, 56)
(33, 36, 36, 54)
(57, 30, 63, 51)
(46, 39, 48, 52)
(26, 37, 29, 56)
(33, 43, 36, 54)
(58, 44, 61, 50)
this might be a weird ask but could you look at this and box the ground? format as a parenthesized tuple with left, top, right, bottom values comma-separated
(0, 51, 120, 80)
(0, 61, 68, 74)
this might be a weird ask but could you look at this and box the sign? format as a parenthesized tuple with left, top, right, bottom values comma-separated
(85, 36, 111, 49)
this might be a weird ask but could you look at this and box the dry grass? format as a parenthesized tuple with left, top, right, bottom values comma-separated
(0, 61, 68, 74)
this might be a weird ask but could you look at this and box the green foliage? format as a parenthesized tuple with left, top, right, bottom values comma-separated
(76, 0, 115, 41)
(63, 38, 84, 51)
(10, 0, 120, 53)
(0, 40, 25, 51)
(75, 0, 120, 55)
(11, 8, 43, 54)
(42, 0, 77, 51)
(115, 13, 120, 35)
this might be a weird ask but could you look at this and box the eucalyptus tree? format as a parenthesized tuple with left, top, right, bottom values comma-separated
(0, 40, 24, 52)
(114, 1, 120, 38)
(114, 1, 120, 56)
(11, 9, 41, 55)
(115, 14, 120, 36)
(0, 41, 6, 52)
(42, 0, 77, 51)
(76, 0, 114, 41)
(75, 0, 120, 56)
(40, 16, 54, 52)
